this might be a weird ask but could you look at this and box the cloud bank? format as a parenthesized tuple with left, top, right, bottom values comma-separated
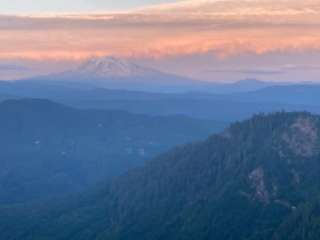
(1, 0, 320, 60)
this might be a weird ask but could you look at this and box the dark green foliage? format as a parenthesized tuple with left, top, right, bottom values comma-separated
(1, 112, 320, 240)
(273, 197, 320, 240)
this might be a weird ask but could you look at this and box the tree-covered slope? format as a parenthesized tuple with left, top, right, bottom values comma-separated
(0, 99, 224, 205)
(1, 112, 320, 240)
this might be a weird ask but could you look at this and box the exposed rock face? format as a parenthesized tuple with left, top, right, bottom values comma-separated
(249, 167, 270, 204)
(282, 117, 319, 157)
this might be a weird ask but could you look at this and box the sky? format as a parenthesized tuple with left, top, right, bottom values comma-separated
(1, 0, 320, 82)
(0, 0, 177, 13)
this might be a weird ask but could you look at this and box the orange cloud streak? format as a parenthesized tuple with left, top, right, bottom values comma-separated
(1, 0, 320, 60)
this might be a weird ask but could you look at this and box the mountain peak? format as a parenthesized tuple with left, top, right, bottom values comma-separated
(77, 57, 157, 78)
(225, 112, 320, 158)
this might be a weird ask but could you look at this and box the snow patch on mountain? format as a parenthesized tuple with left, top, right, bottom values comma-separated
(77, 57, 159, 78)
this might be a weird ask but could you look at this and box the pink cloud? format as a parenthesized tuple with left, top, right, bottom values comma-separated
(1, 0, 320, 60)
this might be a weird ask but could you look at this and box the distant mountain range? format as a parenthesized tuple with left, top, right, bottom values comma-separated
(26, 56, 284, 93)
(230, 84, 320, 105)
(0, 56, 320, 123)
(0, 99, 224, 205)
(1, 77, 320, 121)
(30, 57, 203, 93)
(2, 112, 320, 240)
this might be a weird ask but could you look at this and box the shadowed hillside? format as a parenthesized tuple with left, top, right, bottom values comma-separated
(0, 99, 224, 204)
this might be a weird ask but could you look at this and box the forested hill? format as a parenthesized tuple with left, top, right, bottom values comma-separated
(0, 98, 225, 205)
(1, 112, 320, 240)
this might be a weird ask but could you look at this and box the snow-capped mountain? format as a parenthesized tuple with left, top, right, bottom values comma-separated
(41, 56, 205, 92)
(27, 57, 281, 93)
(77, 57, 159, 78)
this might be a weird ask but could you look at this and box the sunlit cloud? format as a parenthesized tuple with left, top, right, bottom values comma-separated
(1, 0, 320, 60)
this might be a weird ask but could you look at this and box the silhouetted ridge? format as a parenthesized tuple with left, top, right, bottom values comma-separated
(0, 98, 73, 113)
